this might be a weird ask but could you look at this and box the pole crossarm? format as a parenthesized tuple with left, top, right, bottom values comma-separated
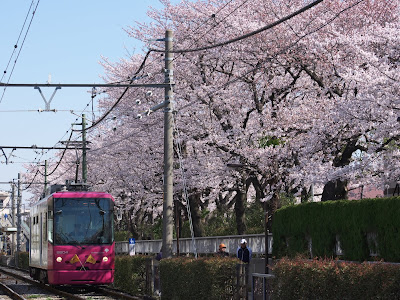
(34, 86, 61, 111)
(0, 146, 89, 150)
(0, 83, 174, 88)
(0, 181, 48, 185)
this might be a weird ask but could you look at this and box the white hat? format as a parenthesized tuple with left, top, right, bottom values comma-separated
(240, 238, 247, 244)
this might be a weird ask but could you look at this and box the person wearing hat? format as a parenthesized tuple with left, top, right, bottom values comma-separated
(216, 243, 229, 257)
(237, 238, 252, 263)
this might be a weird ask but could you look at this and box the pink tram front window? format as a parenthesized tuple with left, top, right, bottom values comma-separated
(53, 197, 114, 245)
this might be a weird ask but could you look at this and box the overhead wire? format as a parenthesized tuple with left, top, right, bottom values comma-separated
(36, 130, 74, 177)
(0, 0, 41, 104)
(77, 51, 153, 133)
(66, 0, 254, 136)
(0, 0, 35, 83)
(150, 0, 325, 54)
(142, 0, 248, 74)
(23, 169, 40, 190)
(174, 121, 197, 258)
(175, 0, 369, 110)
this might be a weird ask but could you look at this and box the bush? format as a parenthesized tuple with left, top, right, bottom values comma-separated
(160, 257, 241, 300)
(114, 255, 150, 295)
(114, 231, 132, 242)
(18, 252, 29, 270)
(272, 197, 400, 261)
(271, 257, 400, 300)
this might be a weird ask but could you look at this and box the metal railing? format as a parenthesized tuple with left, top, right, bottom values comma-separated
(252, 273, 275, 300)
(115, 233, 273, 256)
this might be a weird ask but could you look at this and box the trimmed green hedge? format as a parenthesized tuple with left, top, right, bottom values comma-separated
(160, 257, 241, 300)
(114, 255, 150, 295)
(271, 257, 400, 300)
(272, 197, 400, 261)
(18, 252, 29, 270)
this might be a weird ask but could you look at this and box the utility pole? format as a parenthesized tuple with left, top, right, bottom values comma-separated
(43, 160, 48, 195)
(82, 114, 87, 183)
(11, 180, 15, 256)
(265, 202, 269, 274)
(16, 173, 22, 267)
(162, 30, 174, 259)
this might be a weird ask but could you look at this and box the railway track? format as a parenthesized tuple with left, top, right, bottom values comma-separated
(0, 265, 148, 300)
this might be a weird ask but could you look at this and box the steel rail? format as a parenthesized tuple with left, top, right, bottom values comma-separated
(0, 266, 149, 300)
(0, 266, 86, 300)
(0, 281, 27, 300)
(95, 286, 146, 300)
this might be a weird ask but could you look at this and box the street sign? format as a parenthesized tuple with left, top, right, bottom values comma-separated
(129, 238, 136, 256)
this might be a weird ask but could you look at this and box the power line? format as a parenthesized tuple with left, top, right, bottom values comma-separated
(0, 109, 101, 113)
(37, 131, 74, 177)
(0, 0, 41, 104)
(0, 145, 84, 150)
(0, 0, 35, 83)
(144, 0, 246, 73)
(151, 0, 324, 54)
(75, 50, 153, 132)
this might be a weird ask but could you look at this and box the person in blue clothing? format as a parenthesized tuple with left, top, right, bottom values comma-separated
(237, 239, 252, 263)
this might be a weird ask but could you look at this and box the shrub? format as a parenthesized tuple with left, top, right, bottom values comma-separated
(114, 231, 132, 242)
(160, 257, 241, 300)
(272, 197, 400, 261)
(18, 252, 29, 270)
(114, 255, 150, 295)
(271, 257, 400, 300)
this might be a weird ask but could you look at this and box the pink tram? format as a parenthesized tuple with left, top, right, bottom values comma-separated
(29, 187, 115, 285)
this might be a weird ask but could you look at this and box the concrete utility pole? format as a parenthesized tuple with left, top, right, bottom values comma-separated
(82, 114, 87, 183)
(162, 30, 174, 259)
(11, 181, 15, 256)
(16, 173, 22, 267)
(44, 160, 48, 195)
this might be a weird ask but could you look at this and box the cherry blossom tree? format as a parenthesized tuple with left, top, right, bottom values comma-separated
(24, 0, 399, 236)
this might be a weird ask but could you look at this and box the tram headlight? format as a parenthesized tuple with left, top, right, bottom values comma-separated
(56, 257, 63, 263)
(102, 256, 109, 262)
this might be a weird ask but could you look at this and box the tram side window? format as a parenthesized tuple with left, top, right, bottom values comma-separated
(48, 211, 53, 243)
(43, 212, 47, 241)
(48, 200, 54, 243)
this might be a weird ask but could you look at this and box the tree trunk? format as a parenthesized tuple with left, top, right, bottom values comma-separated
(321, 139, 358, 201)
(188, 193, 204, 237)
(234, 189, 247, 235)
(266, 191, 279, 232)
(321, 179, 348, 201)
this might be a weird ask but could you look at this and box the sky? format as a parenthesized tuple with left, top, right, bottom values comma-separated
(0, 0, 180, 199)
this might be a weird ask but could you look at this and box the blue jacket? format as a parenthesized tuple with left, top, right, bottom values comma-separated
(237, 246, 252, 263)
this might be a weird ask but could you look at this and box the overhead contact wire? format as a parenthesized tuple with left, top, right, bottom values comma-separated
(151, 0, 324, 54)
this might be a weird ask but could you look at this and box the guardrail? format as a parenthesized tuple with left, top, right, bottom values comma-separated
(252, 273, 274, 300)
(115, 233, 273, 256)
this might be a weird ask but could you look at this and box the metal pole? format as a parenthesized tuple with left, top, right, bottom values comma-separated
(44, 160, 48, 195)
(162, 30, 174, 259)
(16, 173, 22, 267)
(175, 200, 180, 256)
(82, 114, 87, 183)
(265, 202, 269, 274)
(11, 181, 15, 256)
